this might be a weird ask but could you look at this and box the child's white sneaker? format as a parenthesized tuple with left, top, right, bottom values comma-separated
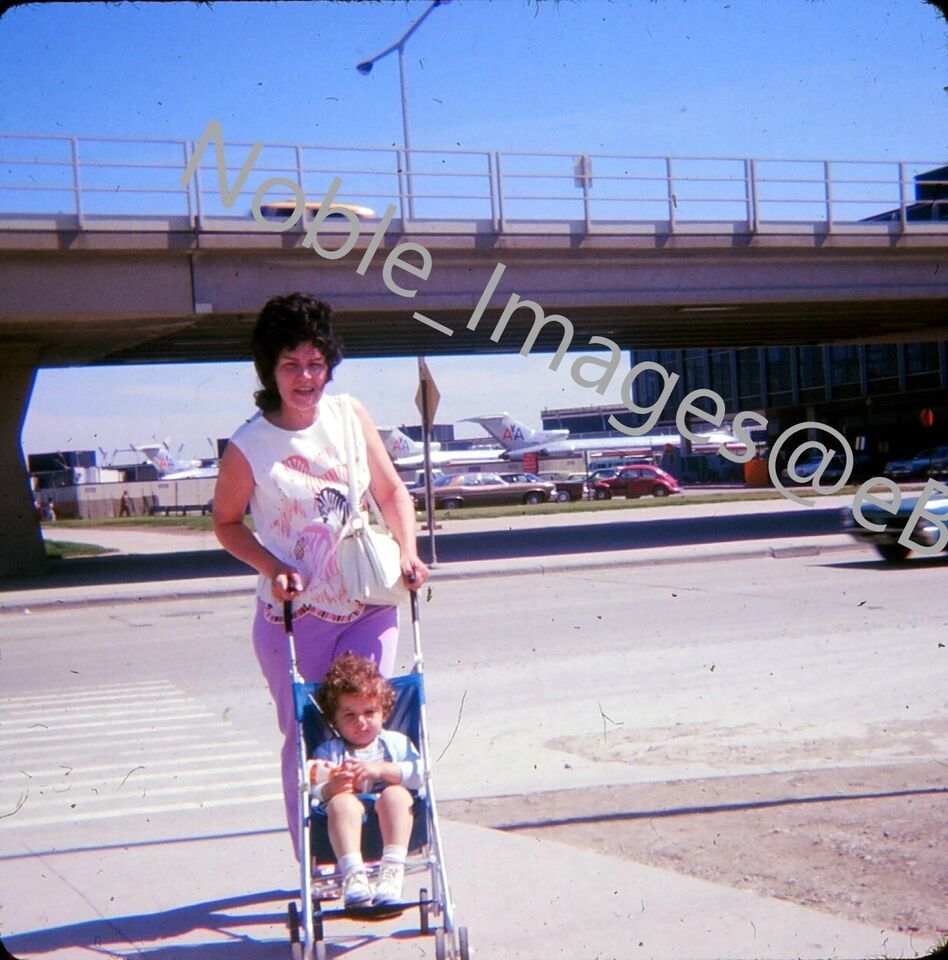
(342, 869, 372, 909)
(373, 862, 405, 905)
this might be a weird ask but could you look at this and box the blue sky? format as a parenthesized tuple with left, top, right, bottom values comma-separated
(3, 0, 945, 458)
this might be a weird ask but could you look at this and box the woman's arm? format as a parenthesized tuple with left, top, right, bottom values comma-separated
(212, 442, 303, 600)
(350, 396, 429, 591)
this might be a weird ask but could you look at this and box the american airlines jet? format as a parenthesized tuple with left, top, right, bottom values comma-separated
(133, 442, 219, 480)
(377, 427, 504, 469)
(463, 414, 745, 460)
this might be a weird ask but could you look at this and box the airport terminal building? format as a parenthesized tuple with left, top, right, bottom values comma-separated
(542, 340, 948, 476)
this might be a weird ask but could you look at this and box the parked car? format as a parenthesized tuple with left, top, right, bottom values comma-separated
(840, 492, 948, 562)
(883, 446, 948, 482)
(504, 472, 583, 502)
(780, 448, 872, 485)
(410, 472, 554, 510)
(592, 464, 681, 499)
(256, 200, 376, 222)
(931, 451, 948, 480)
(587, 466, 622, 483)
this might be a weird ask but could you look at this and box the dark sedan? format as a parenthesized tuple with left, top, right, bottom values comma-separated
(503, 472, 583, 502)
(410, 472, 554, 510)
(882, 446, 948, 482)
(840, 489, 948, 562)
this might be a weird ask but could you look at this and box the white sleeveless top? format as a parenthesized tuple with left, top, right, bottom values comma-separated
(228, 393, 370, 623)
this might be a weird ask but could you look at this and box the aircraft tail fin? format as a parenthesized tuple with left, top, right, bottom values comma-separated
(463, 414, 569, 450)
(462, 413, 536, 450)
(132, 441, 203, 477)
(378, 426, 422, 459)
(134, 442, 178, 475)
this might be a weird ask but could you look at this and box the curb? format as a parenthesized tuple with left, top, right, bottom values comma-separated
(0, 538, 862, 615)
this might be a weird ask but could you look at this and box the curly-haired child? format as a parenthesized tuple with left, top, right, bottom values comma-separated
(309, 652, 423, 908)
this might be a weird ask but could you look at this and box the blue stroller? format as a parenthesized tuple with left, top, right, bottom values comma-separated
(283, 594, 470, 960)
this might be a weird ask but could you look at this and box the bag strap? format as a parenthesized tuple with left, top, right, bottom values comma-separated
(341, 395, 361, 518)
(341, 395, 391, 534)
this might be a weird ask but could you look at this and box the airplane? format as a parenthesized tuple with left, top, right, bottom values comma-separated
(377, 426, 504, 469)
(463, 413, 746, 461)
(132, 442, 219, 480)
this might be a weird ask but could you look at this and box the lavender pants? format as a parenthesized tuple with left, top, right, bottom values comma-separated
(252, 601, 399, 852)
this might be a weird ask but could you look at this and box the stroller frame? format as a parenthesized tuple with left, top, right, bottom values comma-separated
(283, 593, 470, 960)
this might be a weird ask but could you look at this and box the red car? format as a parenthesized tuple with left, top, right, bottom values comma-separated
(594, 464, 681, 499)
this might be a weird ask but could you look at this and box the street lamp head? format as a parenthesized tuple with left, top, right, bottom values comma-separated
(356, 61, 374, 75)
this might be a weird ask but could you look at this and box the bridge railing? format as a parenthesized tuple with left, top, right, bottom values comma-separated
(0, 131, 944, 234)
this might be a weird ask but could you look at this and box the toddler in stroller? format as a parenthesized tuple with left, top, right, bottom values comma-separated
(285, 595, 469, 958)
(309, 652, 424, 909)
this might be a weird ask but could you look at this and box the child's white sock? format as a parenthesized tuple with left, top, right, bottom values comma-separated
(338, 852, 365, 876)
(381, 844, 407, 866)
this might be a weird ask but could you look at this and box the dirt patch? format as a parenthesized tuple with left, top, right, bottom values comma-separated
(441, 760, 947, 942)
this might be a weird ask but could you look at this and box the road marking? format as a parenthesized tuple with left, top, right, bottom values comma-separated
(1, 679, 283, 830)
(2, 792, 287, 829)
(1, 679, 174, 706)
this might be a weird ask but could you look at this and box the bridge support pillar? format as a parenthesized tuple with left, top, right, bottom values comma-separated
(0, 355, 46, 578)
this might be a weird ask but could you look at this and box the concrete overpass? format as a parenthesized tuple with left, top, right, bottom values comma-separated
(1, 132, 946, 575)
(2, 215, 946, 365)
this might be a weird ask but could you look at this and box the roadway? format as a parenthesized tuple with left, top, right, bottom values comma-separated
(2, 492, 852, 596)
(0, 496, 944, 958)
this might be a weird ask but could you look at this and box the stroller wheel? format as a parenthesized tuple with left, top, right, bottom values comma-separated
(435, 927, 447, 960)
(418, 887, 430, 934)
(287, 901, 300, 943)
(312, 900, 324, 942)
(458, 926, 471, 960)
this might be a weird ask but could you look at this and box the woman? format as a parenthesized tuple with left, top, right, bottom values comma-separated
(213, 292, 428, 846)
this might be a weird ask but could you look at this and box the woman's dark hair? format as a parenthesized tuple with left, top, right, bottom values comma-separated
(251, 293, 345, 413)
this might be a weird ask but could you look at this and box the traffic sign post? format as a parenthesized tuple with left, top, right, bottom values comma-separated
(416, 357, 440, 564)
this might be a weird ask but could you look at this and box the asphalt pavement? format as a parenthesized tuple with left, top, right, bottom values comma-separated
(2, 491, 861, 612)
(2, 492, 938, 959)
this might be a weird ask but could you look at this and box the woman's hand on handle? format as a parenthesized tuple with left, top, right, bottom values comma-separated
(271, 566, 304, 602)
(401, 551, 429, 591)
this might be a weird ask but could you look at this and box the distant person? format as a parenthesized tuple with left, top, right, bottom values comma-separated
(119, 490, 131, 517)
(309, 652, 422, 908)
(212, 292, 428, 851)
(43, 498, 56, 522)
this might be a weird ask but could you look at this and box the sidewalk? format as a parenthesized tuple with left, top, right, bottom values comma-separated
(3, 816, 932, 959)
(443, 820, 931, 959)
(2, 506, 938, 958)
(1, 494, 863, 613)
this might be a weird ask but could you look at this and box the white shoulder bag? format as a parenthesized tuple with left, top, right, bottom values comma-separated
(336, 397, 409, 606)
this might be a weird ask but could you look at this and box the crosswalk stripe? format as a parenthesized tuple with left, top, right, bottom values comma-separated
(10, 749, 273, 780)
(2, 791, 286, 830)
(1, 682, 177, 707)
(0, 709, 212, 738)
(7, 760, 278, 794)
(0, 680, 285, 829)
(14, 773, 282, 808)
(2, 723, 246, 751)
(0, 697, 202, 720)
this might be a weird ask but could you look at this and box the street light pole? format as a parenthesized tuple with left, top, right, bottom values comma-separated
(356, 0, 449, 220)
(397, 44, 414, 218)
